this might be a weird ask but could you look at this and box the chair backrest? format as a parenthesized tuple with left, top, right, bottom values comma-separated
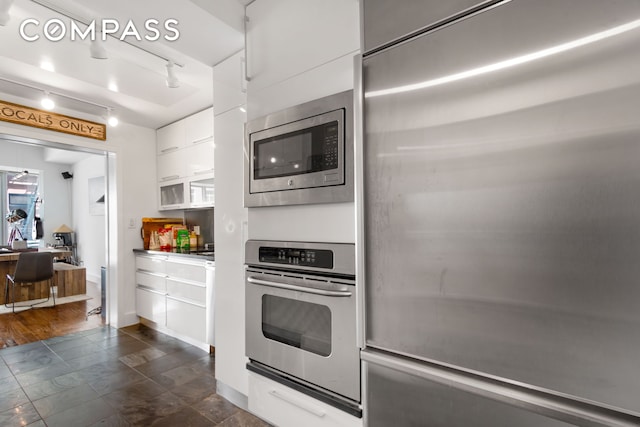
(13, 252, 54, 283)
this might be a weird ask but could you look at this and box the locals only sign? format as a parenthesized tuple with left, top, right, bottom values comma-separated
(0, 100, 106, 141)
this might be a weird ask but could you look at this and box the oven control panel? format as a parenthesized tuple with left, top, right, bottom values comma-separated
(259, 246, 334, 269)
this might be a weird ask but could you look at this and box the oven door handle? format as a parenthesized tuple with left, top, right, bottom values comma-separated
(247, 276, 352, 297)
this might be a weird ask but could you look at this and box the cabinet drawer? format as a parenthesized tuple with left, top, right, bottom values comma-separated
(184, 140, 215, 177)
(136, 271, 166, 292)
(166, 297, 206, 342)
(166, 260, 206, 283)
(136, 256, 167, 274)
(185, 108, 214, 144)
(157, 119, 186, 154)
(136, 287, 166, 325)
(167, 279, 206, 305)
(248, 372, 363, 427)
(158, 153, 186, 181)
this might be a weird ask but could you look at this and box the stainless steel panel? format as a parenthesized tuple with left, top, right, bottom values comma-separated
(364, 0, 640, 413)
(364, 355, 595, 427)
(362, 0, 498, 54)
(244, 90, 354, 207)
(245, 240, 355, 276)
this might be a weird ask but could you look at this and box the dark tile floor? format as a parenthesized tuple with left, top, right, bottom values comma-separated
(0, 324, 271, 426)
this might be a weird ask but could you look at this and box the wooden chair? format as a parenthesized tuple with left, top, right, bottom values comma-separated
(4, 252, 55, 313)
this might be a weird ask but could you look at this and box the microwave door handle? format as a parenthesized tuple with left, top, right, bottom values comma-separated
(247, 276, 352, 297)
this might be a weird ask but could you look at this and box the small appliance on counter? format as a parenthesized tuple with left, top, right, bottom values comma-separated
(52, 224, 75, 247)
(52, 224, 77, 264)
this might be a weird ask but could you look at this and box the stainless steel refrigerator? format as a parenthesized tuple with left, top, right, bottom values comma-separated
(359, 1, 640, 425)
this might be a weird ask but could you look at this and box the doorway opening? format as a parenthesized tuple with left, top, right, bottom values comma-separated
(0, 132, 116, 332)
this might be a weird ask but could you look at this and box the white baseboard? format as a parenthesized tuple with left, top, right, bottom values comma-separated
(87, 273, 100, 283)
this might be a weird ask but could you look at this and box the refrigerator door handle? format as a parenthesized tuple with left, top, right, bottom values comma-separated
(247, 276, 352, 297)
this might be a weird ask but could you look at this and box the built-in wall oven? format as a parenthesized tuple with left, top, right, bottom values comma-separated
(245, 240, 361, 416)
(244, 90, 354, 207)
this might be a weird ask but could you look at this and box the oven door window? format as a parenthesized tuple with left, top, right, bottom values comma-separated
(262, 295, 331, 357)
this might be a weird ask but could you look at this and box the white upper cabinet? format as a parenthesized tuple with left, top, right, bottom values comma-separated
(185, 108, 214, 144)
(213, 51, 247, 116)
(185, 140, 216, 176)
(245, 0, 360, 93)
(158, 108, 214, 155)
(157, 120, 186, 155)
(156, 108, 215, 210)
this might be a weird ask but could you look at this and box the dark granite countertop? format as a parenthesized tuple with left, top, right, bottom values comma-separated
(133, 248, 214, 262)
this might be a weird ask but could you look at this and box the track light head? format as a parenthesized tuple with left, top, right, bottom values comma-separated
(166, 61, 179, 88)
(41, 91, 55, 110)
(106, 108, 119, 127)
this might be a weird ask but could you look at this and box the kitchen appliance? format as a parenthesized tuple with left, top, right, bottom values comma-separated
(245, 240, 361, 416)
(360, 0, 640, 425)
(52, 224, 74, 247)
(244, 90, 354, 207)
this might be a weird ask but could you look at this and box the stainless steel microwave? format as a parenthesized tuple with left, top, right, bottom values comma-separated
(244, 90, 354, 207)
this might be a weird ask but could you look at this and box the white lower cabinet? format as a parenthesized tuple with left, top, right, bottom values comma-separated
(166, 297, 206, 343)
(135, 253, 214, 347)
(166, 259, 207, 283)
(135, 255, 168, 325)
(248, 372, 363, 427)
(166, 277, 207, 343)
(135, 287, 166, 325)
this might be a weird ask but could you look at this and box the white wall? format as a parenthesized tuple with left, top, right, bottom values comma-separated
(0, 93, 159, 328)
(0, 139, 72, 246)
(72, 155, 107, 283)
(213, 50, 249, 404)
(101, 122, 160, 327)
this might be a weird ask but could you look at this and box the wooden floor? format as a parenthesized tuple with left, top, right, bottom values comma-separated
(0, 280, 104, 348)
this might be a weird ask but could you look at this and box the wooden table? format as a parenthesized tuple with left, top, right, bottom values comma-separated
(0, 249, 74, 304)
(53, 263, 86, 297)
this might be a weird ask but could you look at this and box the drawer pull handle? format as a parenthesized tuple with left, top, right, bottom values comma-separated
(268, 390, 326, 418)
(161, 146, 179, 153)
(192, 136, 213, 144)
(194, 168, 214, 175)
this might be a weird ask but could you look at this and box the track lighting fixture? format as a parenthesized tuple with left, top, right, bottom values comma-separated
(0, 0, 13, 26)
(0, 77, 121, 127)
(107, 108, 119, 127)
(166, 61, 180, 88)
(41, 91, 55, 110)
(90, 32, 108, 59)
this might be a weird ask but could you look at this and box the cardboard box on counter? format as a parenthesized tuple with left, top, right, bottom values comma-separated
(141, 217, 183, 249)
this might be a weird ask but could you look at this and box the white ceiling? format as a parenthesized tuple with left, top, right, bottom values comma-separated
(0, 0, 249, 130)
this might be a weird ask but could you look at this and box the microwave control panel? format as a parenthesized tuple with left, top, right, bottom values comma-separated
(321, 122, 339, 170)
(259, 246, 334, 269)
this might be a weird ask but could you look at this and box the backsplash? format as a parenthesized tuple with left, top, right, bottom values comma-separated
(185, 208, 214, 247)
